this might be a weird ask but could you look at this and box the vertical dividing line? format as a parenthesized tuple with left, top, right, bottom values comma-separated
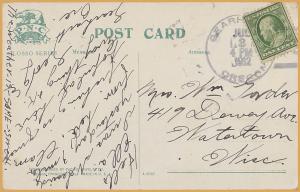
(296, 2, 300, 188)
(0, 3, 3, 190)
(137, 52, 141, 186)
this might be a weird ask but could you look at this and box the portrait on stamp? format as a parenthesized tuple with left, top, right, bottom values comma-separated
(257, 14, 286, 47)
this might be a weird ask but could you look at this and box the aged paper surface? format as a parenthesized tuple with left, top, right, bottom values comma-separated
(2, 2, 298, 190)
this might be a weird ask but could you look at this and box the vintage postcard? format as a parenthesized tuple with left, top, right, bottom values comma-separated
(2, 2, 298, 190)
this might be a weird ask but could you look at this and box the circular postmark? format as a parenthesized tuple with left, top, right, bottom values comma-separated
(206, 15, 273, 84)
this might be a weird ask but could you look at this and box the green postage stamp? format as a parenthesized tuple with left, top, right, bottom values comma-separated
(244, 2, 297, 60)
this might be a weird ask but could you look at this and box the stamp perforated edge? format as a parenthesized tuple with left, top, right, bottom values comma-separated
(242, 2, 298, 62)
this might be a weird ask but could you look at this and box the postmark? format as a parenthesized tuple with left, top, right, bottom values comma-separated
(206, 15, 273, 84)
(243, 3, 297, 60)
(14, 10, 50, 44)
